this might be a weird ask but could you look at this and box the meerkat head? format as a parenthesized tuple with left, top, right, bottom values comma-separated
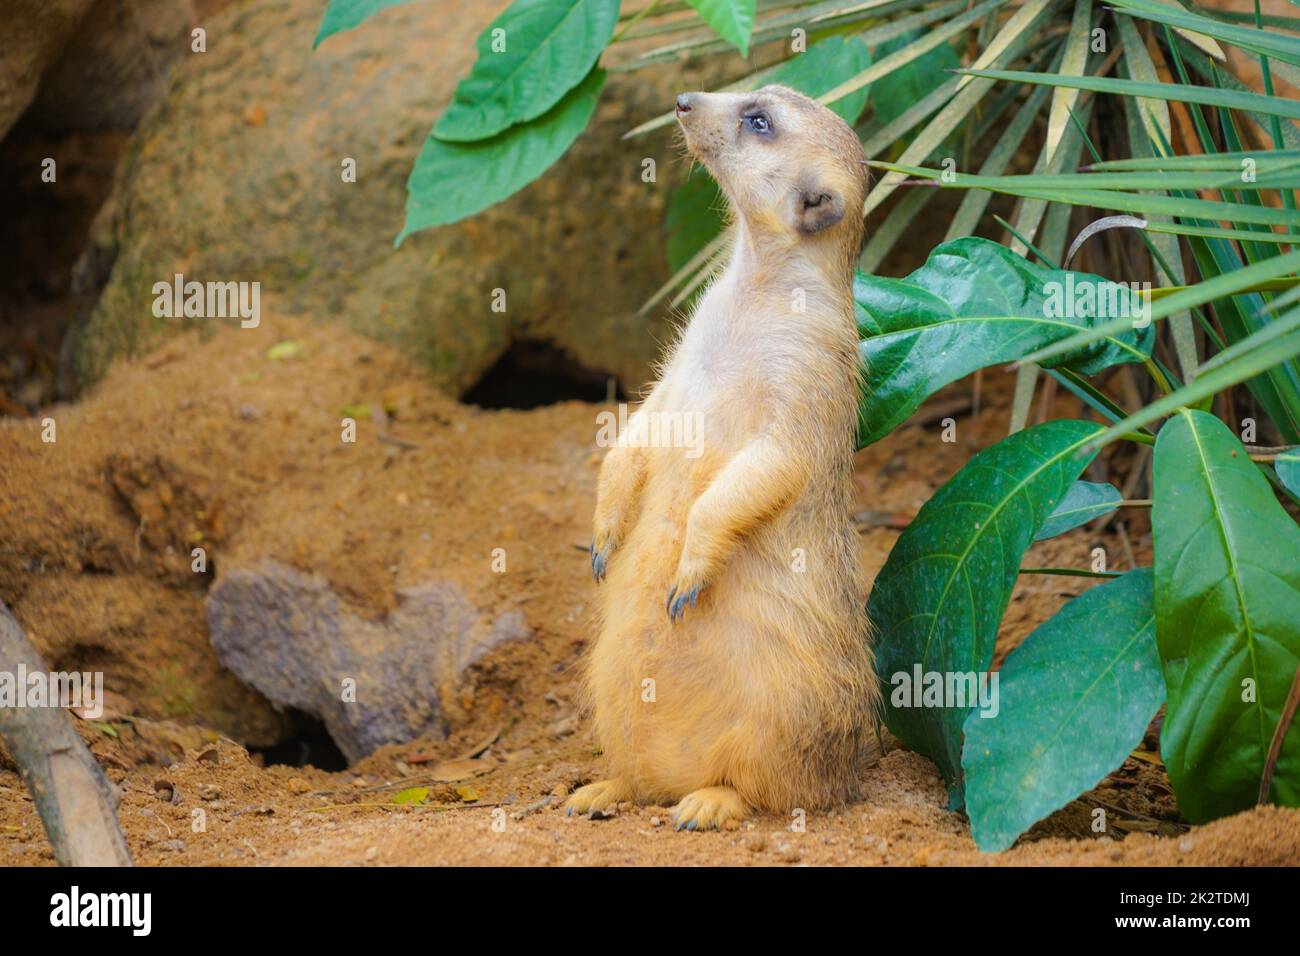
(675, 84, 868, 255)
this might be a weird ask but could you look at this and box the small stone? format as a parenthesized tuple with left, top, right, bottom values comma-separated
(365, 846, 379, 861)
(1179, 837, 1194, 853)
(199, 784, 221, 801)
(650, 816, 662, 828)
(548, 715, 578, 738)
(157, 839, 186, 853)
(286, 777, 311, 794)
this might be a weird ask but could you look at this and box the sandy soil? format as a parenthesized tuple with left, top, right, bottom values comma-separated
(1, 311, 1297, 866)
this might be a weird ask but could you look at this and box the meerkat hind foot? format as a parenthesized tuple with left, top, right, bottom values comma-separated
(564, 777, 631, 817)
(671, 786, 747, 832)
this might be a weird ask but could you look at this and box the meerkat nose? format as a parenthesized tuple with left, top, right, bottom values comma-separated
(675, 94, 693, 115)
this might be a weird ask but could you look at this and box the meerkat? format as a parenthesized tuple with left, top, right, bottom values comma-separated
(567, 85, 879, 831)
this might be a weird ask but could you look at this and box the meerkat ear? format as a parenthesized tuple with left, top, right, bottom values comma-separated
(795, 185, 845, 235)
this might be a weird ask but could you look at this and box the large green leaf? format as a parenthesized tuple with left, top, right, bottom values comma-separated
(398, 68, 604, 242)
(870, 419, 1105, 804)
(856, 238, 1155, 447)
(1153, 410, 1300, 822)
(685, 0, 756, 57)
(1034, 480, 1123, 541)
(870, 32, 960, 129)
(767, 35, 874, 126)
(963, 569, 1164, 851)
(313, 0, 416, 47)
(434, 0, 620, 142)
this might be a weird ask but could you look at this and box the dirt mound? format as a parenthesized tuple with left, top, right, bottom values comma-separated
(0, 310, 603, 752)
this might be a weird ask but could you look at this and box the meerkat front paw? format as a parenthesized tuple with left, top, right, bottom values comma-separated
(666, 555, 711, 622)
(590, 538, 613, 583)
(671, 786, 747, 831)
(564, 777, 631, 817)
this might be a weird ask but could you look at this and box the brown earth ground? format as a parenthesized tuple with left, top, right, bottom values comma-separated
(2, 311, 1298, 866)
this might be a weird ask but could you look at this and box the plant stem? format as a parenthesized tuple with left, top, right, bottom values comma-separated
(1143, 357, 1174, 395)
(1118, 430, 1156, 445)
(1244, 443, 1299, 461)
(613, 0, 664, 42)
(1018, 567, 1122, 579)
(1259, 660, 1300, 805)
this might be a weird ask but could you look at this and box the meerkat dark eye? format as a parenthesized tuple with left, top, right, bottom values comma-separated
(743, 111, 773, 136)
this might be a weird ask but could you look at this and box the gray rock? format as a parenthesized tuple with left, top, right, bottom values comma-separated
(206, 561, 530, 761)
(69, 0, 723, 396)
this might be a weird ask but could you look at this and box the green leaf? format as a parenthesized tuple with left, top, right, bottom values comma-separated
(768, 35, 874, 126)
(666, 168, 725, 276)
(820, 0, 1003, 116)
(870, 33, 960, 128)
(685, 0, 756, 57)
(1108, 0, 1300, 68)
(958, 69, 1300, 123)
(856, 238, 1154, 447)
(313, 0, 417, 48)
(1153, 409, 1300, 822)
(391, 787, 431, 805)
(266, 339, 303, 362)
(1009, 248, 1300, 370)
(434, 0, 620, 142)
(870, 419, 1105, 802)
(1085, 306, 1300, 450)
(1277, 450, 1300, 497)
(1034, 480, 1123, 541)
(1043, 0, 1092, 165)
(963, 569, 1163, 851)
(398, 67, 604, 242)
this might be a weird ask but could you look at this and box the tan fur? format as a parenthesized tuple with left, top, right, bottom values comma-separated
(570, 86, 879, 831)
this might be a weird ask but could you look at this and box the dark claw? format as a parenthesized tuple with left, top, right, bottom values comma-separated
(565, 805, 574, 817)
(591, 541, 610, 582)
(666, 585, 702, 623)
